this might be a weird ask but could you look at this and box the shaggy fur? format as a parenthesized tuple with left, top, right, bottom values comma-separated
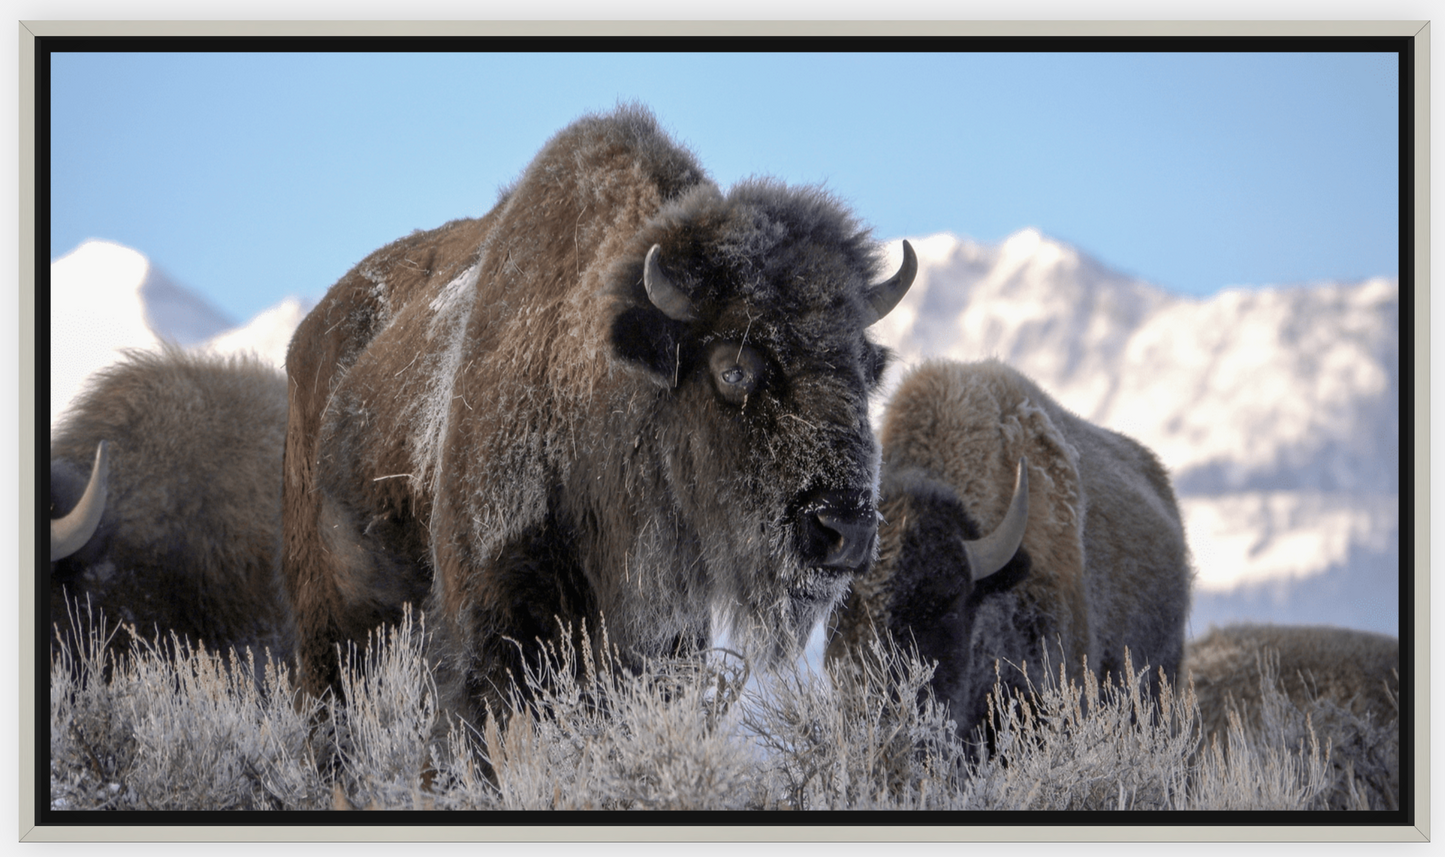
(1186, 623, 1400, 810)
(828, 358, 1192, 752)
(282, 105, 908, 727)
(49, 345, 293, 662)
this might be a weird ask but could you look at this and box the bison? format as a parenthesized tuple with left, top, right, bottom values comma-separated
(1186, 623, 1400, 810)
(827, 358, 1193, 753)
(281, 105, 917, 727)
(49, 345, 293, 664)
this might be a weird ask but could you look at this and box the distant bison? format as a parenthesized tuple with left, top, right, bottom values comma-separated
(282, 105, 916, 726)
(49, 345, 292, 663)
(1186, 623, 1400, 810)
(827, 358, 1192, 752)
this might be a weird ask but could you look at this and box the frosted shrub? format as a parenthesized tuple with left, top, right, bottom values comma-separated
(1188, 706, 1330, 811)
(430, 626, 760, 811)
(745, 636, 969, 810)
(329, 608, 440, 810)
(49, 602, 136, 810)
(49, 603, 327, 810)
(47, 608, 1376, 812)
(121, 637, 324, 810)
(1188, 648, 1380, 811)
(958, 651, 1197, 810)
(955, 648, 1336, 811)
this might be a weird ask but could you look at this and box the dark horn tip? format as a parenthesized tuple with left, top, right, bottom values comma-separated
(862, 239, 919, 325)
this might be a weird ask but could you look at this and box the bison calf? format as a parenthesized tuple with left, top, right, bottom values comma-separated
(828, 358, 1193, 753)
(49, 345, 293, 664)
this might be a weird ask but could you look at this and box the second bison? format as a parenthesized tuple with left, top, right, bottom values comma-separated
(282, 106, 917, 725)
(49, 345, 292, 663)
(828, 358, 1193, 752)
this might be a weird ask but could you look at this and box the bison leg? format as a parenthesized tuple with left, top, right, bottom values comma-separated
(282, 297, 431, 698)
(433, 513, 604, 727)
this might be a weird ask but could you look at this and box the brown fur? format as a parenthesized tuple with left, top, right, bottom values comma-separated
(49, 345, 292, 662)
(829, 358, 1192, 748)
(282, 105, 907, 728)
(1186, 623, 1400, 809)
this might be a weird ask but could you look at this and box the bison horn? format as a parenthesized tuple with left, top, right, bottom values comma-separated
(644, 244, 699, 323)
(861, 239, 918, 326)
(51, 440, 109, 561)
(963, 457, 1028, 583)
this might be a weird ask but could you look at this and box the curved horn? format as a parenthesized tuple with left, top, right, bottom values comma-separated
(861, 239, 918, 326)
(51, 440, 109, 561)
(643, 244, 699, 323)
(963, 457, 1028, 583)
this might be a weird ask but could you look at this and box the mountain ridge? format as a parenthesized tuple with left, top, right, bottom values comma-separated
(875, 230, 1398, 496)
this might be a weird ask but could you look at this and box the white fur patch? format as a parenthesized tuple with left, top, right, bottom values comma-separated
(405, 263, 479, 497)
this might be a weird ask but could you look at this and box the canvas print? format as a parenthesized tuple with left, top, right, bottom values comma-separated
(42, 46, 1405, 814)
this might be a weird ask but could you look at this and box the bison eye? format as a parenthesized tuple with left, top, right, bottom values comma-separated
(708, 341, 764, 406)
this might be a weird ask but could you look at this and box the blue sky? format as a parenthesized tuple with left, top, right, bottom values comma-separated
(49, 50, 1400, 324)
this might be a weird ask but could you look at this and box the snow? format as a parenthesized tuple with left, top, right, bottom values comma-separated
(50, 240, 235, 426)
(201, 296, 315, 370)
(50, 241, 317, 426)
(1182, 492, 1399, 592)
(48, 233, 1402, 640)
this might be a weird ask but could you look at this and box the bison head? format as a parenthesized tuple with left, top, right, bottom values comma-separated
(828, 458, 1031, 742)
(607, 180, 918, 665)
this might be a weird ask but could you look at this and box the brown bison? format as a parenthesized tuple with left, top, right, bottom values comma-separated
(281, 105, 917, 725)
(827, 358, 1193, 753)
(1186, 623, 1400, 810)
(49, 345, 293, 663)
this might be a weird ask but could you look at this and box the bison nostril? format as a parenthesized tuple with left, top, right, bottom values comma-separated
(810, 506, 877, 573)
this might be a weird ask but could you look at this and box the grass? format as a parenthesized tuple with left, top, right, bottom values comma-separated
(47, 603, 1389, 812)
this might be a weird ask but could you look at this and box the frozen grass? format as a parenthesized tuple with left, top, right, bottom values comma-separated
(50, 601, 328, 810)
(48, 606, 1383, 812)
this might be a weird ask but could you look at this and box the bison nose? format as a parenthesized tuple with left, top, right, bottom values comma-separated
(798, 492, 877, 573)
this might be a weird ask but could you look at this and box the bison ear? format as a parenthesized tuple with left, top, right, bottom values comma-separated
(610, 244, 701, 385)
(610, 305, 686, 387)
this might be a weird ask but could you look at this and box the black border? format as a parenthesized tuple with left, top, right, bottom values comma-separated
(31, 31, 1419, 834)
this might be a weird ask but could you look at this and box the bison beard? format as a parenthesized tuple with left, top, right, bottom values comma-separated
(281, 105, 914, 729)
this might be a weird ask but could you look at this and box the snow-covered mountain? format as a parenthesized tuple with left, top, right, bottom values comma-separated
(201, 296, 315, 369)
(49, 240, 313, 425)
(872, 230, 1401, 637)
(47, 235, 1402, 639)
(50, 241, 235, 425)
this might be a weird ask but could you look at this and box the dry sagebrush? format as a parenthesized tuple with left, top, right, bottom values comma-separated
(428, 625, 760, 810)
(50, 607, 1369, 812)
(49, 602, 327, 810)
